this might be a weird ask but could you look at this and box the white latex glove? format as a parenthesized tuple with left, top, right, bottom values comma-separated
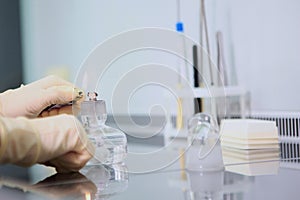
(0, 75, 84, 118)
(0, 114, 94, 173)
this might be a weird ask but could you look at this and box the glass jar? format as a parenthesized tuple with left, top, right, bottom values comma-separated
(79, 99, 127, 165)
(186, 113, 224, 171)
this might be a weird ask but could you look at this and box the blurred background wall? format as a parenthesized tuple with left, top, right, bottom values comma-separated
(0, 0, 28, 180)
(0, 0, 23, 92)
(13, 0, 300, 113)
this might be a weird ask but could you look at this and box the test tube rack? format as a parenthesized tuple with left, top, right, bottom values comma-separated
(164, 85, 249, 146)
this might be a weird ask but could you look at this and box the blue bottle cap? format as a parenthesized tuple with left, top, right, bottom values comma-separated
(176, 22, 184, 32)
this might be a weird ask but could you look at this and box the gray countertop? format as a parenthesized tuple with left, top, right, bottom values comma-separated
(1, 142, 300, 200)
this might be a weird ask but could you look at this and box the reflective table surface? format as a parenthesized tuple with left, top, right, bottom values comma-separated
(1, 142, 300, 200)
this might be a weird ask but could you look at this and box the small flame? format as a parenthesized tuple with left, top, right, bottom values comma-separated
(85, 192, 91, 200)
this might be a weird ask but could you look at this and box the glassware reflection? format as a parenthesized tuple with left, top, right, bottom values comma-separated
(29, 164, 128, 200)
(184, 170, 224, 200)
(80, 164, 129, 199)
(169, 169, 254, 200)
(32, 172, 97, 199)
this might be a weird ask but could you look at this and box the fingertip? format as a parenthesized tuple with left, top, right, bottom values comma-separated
(73, 88, 85, 102)
(56, 151, 92, 172)
(46, 86, 74, 105)
(46, 86, 85, 106)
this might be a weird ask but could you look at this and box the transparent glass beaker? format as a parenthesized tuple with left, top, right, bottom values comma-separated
(186, 113, 224, 171)
(79, 100, 127, 165)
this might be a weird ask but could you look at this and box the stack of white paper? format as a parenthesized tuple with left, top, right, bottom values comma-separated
(220, 119, 280, 176)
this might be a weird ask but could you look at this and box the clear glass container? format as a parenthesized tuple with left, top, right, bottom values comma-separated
(79, 100, 127, 165)
(186, 113, 224, 171)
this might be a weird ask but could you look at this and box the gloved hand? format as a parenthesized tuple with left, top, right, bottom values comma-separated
(0, 75, 84, 118)
(0, 114, 94, 173)
(39, 102, 82, 118)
